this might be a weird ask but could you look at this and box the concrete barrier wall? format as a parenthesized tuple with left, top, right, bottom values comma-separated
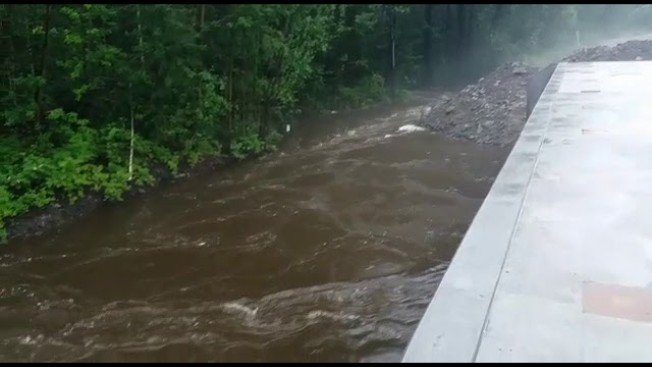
(402, 62, 562, 362)
(526, 62, 557, 119)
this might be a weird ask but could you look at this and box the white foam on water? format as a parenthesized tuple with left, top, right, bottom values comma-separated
(306, 310, 359, 321)
(397, 124, 426, 133)
(221, 302, 258, 319)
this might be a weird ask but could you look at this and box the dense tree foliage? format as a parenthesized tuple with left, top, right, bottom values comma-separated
(1, 4, 651, 238)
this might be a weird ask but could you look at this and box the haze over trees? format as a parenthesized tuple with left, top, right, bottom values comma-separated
(1, 4, 651, 239)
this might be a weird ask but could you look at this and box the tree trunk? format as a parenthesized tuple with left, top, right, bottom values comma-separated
(422, 4, 433, 86)
(491, 4, 504, 28)
(195, 4, 206, 33)
(224, 61, 233, 154)
(334, 4, 342, 24)
(34, 4, 51, 131)
(200, 4, 205, 30)
(386, 5, 397, 100)
(464, 5, 474, 68)
(128, 104, 135, 181)
(130, 5, 146, 180)
(1, 6, 15, 85)
(136, 5, 145, 67)
(456, 4, 465, 67)
(488, 5, 507, 63)
(196, 5, 206, 111)
(444, 4, 453, 66)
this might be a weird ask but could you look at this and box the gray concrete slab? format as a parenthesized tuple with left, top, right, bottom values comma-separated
(402, 61, 652, 362)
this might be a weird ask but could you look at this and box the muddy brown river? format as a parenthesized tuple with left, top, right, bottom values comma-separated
(0, 96, 509, 362)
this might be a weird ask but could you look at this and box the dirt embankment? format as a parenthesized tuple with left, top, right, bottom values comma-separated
(4, 156, 237, 242)
(419, 62, 535, 147)
(419, 39, 652, 146)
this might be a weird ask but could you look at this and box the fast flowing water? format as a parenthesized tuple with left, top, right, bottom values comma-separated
(0, 96, 509, 362)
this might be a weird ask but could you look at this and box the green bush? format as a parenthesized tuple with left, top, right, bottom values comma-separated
(4, 4, 648, 242)
(231, 132, 268, 159)
(336, 73, 388, 109)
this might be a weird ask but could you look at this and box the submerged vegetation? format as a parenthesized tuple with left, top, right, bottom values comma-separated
(1, 4, 651, 239)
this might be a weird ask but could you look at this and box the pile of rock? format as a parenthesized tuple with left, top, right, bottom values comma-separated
(420, 39, 652, 147)
(563, 40, 652, 62)
(420, 62, 536, 147)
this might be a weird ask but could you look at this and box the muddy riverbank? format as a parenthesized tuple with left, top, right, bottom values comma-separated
(4, 155, 241, 242)
(10, 38, 652, 244)
(4, 94, 439, 244)
(0, 98, 508, 362)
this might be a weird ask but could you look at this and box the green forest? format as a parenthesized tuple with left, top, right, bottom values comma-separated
(1, 4, 651, 239)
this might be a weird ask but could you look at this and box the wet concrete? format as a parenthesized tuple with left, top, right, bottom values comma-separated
(403, 61, 652, 362)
